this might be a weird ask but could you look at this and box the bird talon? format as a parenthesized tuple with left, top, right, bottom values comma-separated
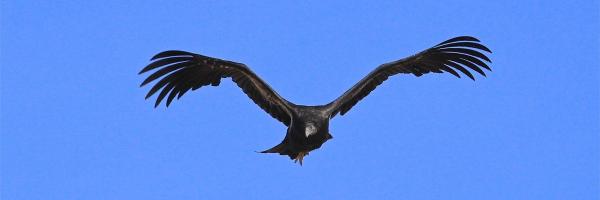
(294, 151, 308, 166)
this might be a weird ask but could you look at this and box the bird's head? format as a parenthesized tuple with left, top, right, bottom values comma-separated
(304, 122, 318, 137)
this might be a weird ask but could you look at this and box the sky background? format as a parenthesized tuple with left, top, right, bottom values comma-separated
(1, 1, 598, 199)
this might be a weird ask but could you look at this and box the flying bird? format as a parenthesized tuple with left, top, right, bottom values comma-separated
(139, 36, 492, 165)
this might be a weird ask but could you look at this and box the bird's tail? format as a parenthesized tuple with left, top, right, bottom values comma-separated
(259, 140, 299, 160)
(260, 142, 286, 153)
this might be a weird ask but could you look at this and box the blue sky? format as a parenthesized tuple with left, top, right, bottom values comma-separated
(1, 1, 598, 199)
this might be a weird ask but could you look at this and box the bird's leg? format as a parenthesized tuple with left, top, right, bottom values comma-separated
(294, 151, 309, 166)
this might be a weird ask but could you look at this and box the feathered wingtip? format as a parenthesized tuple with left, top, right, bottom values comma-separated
(425, 36, 493, 80)
(138, 50, 240, 108)
(138, 50, 197, 75)
(138, 50, 203, 108)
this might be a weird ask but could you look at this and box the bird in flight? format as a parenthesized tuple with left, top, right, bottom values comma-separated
(139, 36, 492, 165)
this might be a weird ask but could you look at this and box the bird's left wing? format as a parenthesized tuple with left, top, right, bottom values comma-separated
(139, 50, 293, 126)
(326, 36, 492, 118)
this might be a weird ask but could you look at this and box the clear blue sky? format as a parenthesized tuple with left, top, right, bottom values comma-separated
(1, 1, 598, 199)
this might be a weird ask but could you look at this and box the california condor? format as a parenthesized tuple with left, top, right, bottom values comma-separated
(139, 36, 492, 165)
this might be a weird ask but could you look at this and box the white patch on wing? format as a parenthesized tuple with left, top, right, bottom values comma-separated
(305, 123, 317, 137)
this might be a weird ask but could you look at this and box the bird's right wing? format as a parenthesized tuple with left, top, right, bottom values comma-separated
(326, 36, 492, 118)
(139, 51, 293, 126)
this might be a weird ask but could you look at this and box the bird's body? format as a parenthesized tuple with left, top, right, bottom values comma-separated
(139, 36, 492, 165)
(263, 105, 333, 164)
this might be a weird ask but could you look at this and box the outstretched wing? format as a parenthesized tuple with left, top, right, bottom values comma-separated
(139, 50, 293, 125)
(327, 36, 492, 117)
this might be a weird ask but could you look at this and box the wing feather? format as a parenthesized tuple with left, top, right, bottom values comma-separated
(327, 36, 492, 117)
(140, 51, 293, 125)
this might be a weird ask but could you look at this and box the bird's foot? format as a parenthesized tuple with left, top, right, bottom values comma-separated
(294, 151, 309, 166)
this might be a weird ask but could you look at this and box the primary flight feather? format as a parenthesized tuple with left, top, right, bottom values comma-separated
(139, 36, 492, 165)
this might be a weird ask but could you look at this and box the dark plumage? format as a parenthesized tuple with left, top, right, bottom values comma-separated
(139, 36, 492, 165)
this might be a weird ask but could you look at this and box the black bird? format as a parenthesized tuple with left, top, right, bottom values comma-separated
(139, 36, 492, 165)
